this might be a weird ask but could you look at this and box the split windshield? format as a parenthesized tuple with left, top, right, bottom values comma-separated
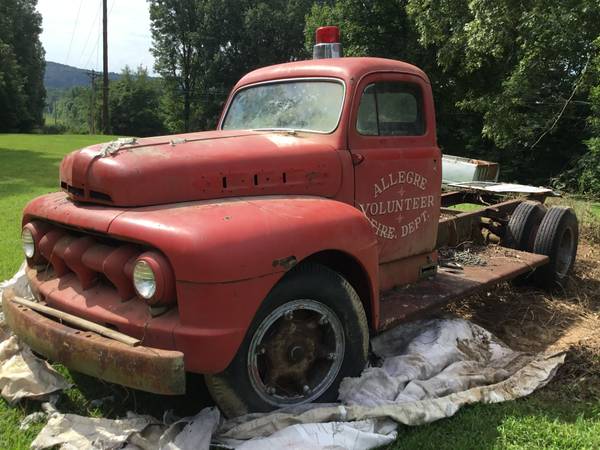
(221, 79, 345, 133)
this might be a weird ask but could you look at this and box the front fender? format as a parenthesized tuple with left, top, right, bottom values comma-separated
(108, 195, 379, 287)
(108, 196, 379, 373)
(24, 194, 379, 373)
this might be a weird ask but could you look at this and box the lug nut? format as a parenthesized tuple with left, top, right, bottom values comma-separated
(318, 315, 328, 325)
(258, 347, 266, 355)
(327, 352, 336, 361)
(267, 386, 276, 395)
(284, 310, 294, 320)
(302, 385, 311, 394)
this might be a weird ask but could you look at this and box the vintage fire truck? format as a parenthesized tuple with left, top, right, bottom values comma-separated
(4, 27, 578, 417)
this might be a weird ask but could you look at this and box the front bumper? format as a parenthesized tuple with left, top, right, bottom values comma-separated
(2, 288, 186, 395)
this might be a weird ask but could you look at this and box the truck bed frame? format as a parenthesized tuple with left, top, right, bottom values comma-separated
(378, 189, 550, 331)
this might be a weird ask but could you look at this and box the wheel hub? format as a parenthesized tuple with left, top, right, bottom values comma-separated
(247, 299, 345, 407)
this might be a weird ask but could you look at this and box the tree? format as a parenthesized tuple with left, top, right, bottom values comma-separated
(406, 0, 600, 182)
(306, 0, 600, 185)
(304, 0, 490, 164)
(109, 67, 165, 137)
(0, 0, 45, 132)
(149, 0, 203, 132)
(555, 37, 600, 198)
(148, 0, 312, 133)
(55, 86, 96, 134)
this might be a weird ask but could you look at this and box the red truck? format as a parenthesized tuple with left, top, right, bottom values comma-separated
(4, 27, 578, 417)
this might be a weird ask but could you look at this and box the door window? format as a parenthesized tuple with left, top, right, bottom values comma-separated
(356, 82, 425, 136)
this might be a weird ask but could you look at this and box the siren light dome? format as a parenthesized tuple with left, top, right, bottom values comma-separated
(313, 26, 343, 60)
(315, 26, 340, 44)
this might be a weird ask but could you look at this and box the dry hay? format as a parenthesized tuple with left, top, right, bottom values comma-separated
(444, 241, 600, 398)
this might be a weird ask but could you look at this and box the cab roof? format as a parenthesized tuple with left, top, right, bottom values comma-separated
(234, 57, 430, 89)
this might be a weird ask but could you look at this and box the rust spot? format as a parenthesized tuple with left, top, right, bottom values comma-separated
(306, 171, 320, 182)
(272, 255, 297, 271)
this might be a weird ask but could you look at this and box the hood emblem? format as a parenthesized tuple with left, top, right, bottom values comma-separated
(99, 137, 138, 157)
(170, 137, 187, 146)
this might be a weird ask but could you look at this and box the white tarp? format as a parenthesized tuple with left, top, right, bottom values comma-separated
(0, 265, 70, 404)
(446, 181, 558, 195)
(215, 320, 564, 449)
(1, 267, 564, 449)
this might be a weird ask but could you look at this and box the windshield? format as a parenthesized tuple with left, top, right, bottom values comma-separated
(221, 79, 345, 133)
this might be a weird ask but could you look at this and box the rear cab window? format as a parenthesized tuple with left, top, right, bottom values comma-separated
(356, 82, 425, 136)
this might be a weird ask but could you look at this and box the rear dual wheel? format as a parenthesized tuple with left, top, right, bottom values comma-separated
(505, 201, 547, 252)
(205, 263, 369, 417)
(505, 203, 578, 289)
(532, 206, 578, 288)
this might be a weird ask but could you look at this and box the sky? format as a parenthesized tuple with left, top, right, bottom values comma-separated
(37, 0, 155, 74)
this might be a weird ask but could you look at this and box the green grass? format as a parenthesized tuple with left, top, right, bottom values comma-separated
(1, 134, 599, 448)
(447, 202, 483, 212)
(387, 394, 600, 449)
(0, 134, 115, 280)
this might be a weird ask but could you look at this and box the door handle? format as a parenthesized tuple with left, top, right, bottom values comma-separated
(351, 153, 365, 166)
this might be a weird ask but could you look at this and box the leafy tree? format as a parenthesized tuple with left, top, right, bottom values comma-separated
(148, 0, 312, 133)
(555, 38, 600, 198)
(0, 0, 45, 131)
(406, 0, 599, 182)
(55, 86, 97, 134)
(109, 67, 165, 136)
(304, 0, 491, 163)
(306, 0, 600, 185)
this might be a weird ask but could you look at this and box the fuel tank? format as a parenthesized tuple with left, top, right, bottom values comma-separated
(59, 130, 342, 207)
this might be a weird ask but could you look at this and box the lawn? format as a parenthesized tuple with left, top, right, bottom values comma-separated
(0, 134, 599, 449)
(0, 134, 117, 280)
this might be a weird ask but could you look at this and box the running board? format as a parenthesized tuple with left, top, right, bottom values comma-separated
(378, 247, 549, 331)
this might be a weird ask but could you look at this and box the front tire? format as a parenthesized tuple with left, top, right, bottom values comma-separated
(205, 263, 369, 417)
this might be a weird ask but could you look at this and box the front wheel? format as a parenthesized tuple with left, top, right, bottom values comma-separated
(205, 263, 369, 417)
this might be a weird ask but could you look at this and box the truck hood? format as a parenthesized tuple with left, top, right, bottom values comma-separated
(59, 130, 342, 207)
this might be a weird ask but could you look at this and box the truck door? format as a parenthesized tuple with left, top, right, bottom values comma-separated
(348, 72, 441, 263)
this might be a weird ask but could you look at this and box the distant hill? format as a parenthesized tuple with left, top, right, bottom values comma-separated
(44, 61, 120, 90)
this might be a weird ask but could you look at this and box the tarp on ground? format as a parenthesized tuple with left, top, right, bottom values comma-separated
(1, 267, 564, 449)
(0, 265, 70, 404)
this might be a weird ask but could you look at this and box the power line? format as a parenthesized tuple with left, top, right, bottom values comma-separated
(77, 2, 102, 68)
(529, 55, 592, 149)
(64, 0, 84, 65)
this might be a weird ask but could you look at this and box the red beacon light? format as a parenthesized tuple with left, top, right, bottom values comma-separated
(313, 26, 343, 60)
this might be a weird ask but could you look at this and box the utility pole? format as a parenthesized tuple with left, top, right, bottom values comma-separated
(87, 70, 99, 134)
(102, 0, 109, 134)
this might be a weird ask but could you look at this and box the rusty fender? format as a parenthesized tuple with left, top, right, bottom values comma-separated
(2, 288, 185, 395)
(107, 195, 380, 287)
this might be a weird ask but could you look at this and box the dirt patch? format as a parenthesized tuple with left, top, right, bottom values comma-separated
(443, 241, 600, 397)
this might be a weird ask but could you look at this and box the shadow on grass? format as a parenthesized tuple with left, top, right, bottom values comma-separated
(55, 369, 215, 420)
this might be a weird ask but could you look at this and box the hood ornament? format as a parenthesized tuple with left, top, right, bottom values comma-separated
(99, 137, 138, 157)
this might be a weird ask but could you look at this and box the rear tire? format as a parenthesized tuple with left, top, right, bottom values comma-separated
(205, 263, 369, 418)
(504, 201, 547, 251)
(532, 206, 578, 289)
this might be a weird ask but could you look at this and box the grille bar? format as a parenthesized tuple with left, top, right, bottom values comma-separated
(33, 221, 141, 300)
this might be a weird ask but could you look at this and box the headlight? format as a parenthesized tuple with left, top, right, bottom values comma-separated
(22, 227, 35, 258)
(132, 251, 176, 305)
(133, 259, 156, 299)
